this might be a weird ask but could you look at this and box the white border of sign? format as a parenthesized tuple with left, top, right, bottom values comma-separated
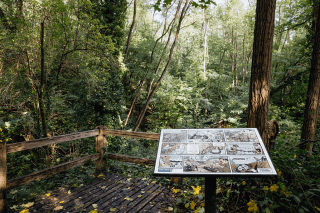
(153, 128, 278, 176)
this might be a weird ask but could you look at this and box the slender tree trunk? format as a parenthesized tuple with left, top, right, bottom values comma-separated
(217, 49, 226, 100)
(134, 0, 189, 131)
(124, 0, 136, 60)
(235, 31, 238, 95)
(242, 27, 246, 83)
(203, 8, 207, 80)
(124, 9, 179, 126)
(146, 3, 181, 99)
(39, 20, 50, 168)
(247, 0, 277, 151)
(301, 1, 320, 156)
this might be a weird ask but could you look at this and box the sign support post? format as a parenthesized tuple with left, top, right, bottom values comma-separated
(205, 177, 216, 213)
(153, 128, 278, 213)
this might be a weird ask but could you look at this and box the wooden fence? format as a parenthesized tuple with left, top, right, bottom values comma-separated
(0, 125, 161, 213)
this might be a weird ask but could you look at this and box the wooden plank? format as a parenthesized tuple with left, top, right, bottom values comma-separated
(116, 181, 158, 212)
(107, 153, 155, 166)
(0, 143, 6, 213)
(74, 178, 144, 213)
(6, 129, 99, 154)
(95, 179, 147, 212)
(65, 180, 129, 213)
(120, 185, 163, 213)
(56, 175, 128, 213)
(31, 173, 120, 212)
(103, 129, 160, 140)
(7, 153, 100, 190)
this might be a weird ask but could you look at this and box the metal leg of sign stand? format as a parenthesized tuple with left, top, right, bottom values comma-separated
(205, 177, 216, 213)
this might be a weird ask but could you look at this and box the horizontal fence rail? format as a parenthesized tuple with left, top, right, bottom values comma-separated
(1, 126, 161, 213)
(7, 129, 99, 154)
(106, 153, 156, 166)
(7, 153, 100, 190)
(103, 128, 160, 140)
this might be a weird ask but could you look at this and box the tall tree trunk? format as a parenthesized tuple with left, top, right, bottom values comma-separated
(203, 8, 207, 80)
(242, 27, 246, 83)
(145, 3, 181, 100)
(124, 8, 179, 127)
(39, 20, 50, 168)
(124, 0, 136, 60)
(235, 31, 238, 95)
(247, 0, 277, 152)
(134, 0, 189, 131)
(301, 1, 320, 156)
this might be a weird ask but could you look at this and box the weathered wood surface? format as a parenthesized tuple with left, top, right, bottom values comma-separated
(103, 128, 160, 140)
(107, 153, 156, 166)
(27, 173, 171, 213)
(7, 129, 99, 154)
(7, 153, 100, 190)
(96, 126, 107, 172)
(0, 143, 6, 213)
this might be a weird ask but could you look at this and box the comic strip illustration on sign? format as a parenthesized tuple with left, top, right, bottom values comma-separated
(154, 128, 277, 176)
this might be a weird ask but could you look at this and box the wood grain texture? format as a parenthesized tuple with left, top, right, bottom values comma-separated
(96, 126, 107, 172)
(0, 143, 6, 213)
(7, 153, 100, 190)
(6, 129, 99, 154)
(107, 153, 155, 166)
(27, 173, 172, 213)
(103, 128, 160, 140)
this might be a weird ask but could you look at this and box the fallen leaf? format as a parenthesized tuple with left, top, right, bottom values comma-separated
(141, 191, 145, 193)
(23, 202, 34, 208)
(110, 208, 117, 212)
(101, 186, 106, 189)
(53, 206, 63, 211)
(137, 195, 142, 197)
(45, 193, 51, 197)
(59, 201, 64, 204)
(124, 197, 133, 201)
(92, 204, 98, 208)
(67, 190, 71, 194)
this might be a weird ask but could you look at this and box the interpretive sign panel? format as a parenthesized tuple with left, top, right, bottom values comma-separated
(153, 128, 277, 176)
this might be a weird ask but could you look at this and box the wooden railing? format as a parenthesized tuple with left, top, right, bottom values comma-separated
(0, 125, 160, 213)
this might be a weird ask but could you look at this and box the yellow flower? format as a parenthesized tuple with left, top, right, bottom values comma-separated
(89, 210, 98, 213)
(185, 203, 189, 208)
(97, 174, 104, 178)
(247, 200, 259, 213)
(294, 155, 296, 159)
(201, 202, 205, 207)
(190, 201, 196, 209)
(270, 184, 279, 192)
(45, 193, 51, 197)
(172, 188, 178, 193)
(282, 190, 291, 197)
(315, 206, 320, 211)
(264, 186, 269, 191)
(184, 178, 188, 182)
(242, 181, 246, 185)
(277, 169, 282, 176)
(193, 186, 201, 195)
(20, 210, 29, 213)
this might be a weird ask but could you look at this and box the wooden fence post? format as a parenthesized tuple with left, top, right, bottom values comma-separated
(0, 143, 7, 213)
(95, 126, 107, 173)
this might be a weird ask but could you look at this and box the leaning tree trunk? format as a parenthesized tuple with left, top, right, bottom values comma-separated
(247, 0, 277, 152)
(134, 0, 189, 131)
(124, 0, 136, 60)
(300, 1, 320, 156)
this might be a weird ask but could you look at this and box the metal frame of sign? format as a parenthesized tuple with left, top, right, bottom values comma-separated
(153, 128, 278, 177)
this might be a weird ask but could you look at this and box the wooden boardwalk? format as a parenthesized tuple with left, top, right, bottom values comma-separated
(27, 173, 173, 213)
